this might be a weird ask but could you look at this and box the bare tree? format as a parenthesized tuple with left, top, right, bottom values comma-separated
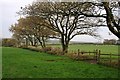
(10, 16, 58, 48)
(20, 2, 99, 54)
(76, 2, 120, 39)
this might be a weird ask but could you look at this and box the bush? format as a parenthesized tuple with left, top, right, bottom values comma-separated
(67, 52, 93, 61)
(66, 52, 80, 60)
(42, 47, 52, 52)
(19, 45, 28, 49)
(2, 38, 17, 47)
(22, 46, 63, 56)
(99, 60, 119, 68)
(47, 47, 63, 55)
(27, 46, 42, 52)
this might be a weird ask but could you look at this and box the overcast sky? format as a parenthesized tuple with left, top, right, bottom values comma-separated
(0, 0, 118, 43)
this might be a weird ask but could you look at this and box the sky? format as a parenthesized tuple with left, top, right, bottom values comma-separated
(0, 0, 34, 38)
(0, 0, 118, 43)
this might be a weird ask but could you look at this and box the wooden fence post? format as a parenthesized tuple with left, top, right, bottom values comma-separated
(97, 50, 101, 64)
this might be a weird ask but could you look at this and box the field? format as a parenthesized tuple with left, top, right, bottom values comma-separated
(2, 47, 118, 78)
(48, 44, 119, 54)
(49, 44, 119, 63)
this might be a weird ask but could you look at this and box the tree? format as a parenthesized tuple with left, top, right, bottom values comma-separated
(20, 2, 99, 54)
(103, 39, 117, 45)
(75, 2, 120, 39)
(2, 38, 17, 47)
(10, 16, 58, 48)
(102, 2, 120, 38)
(10, 19, 33, 47)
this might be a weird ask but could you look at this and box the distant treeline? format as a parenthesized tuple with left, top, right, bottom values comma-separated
(1, 38, 119, 47)
(103, 39, 120, 45)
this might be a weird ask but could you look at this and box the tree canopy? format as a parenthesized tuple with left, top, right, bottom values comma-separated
(18, 2, 100, 54)
(10, 1, 120, 54)
(10, 16, 58, 48)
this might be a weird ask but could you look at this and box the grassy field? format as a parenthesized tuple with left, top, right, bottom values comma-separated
(2, 47, 118, 78)
(48, 44, 119, 54)
(48, 44, 119, 61)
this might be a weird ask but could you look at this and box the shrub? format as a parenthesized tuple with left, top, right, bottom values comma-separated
(2, 38, 17, 47)
(67, 52, 93, 61)
(19, 45, 28, 49)
(99, 60, 119, 68)
(42, 47, 52, 52)
(47, 47, 63, 55)
(66, 52, 78, 60)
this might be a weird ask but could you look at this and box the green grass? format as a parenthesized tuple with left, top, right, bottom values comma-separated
(2, 47, 118, 78)
(48, 44, 119, 61)
(48, 44, 119, 54)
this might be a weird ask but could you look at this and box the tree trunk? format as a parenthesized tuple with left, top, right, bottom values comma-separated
(34, 40, 38, 47)
(29, 40, 34, 46)
(27, 36, 34, 46)
(36, 37, 44, 48)
(25, 38, 28, 47)
(61, 34, 69, 55)
(42, 36, 46, 48)
(103, 2, 120, 39)
(61, 44, 68, 55)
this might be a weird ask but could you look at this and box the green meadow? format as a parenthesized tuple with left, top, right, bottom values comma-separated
(2, 47, 118, 78)
(48, 44, 119, 54)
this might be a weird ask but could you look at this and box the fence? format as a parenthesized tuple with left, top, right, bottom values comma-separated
(98, 53, 120, 66)
(70, 49, 120, 67)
